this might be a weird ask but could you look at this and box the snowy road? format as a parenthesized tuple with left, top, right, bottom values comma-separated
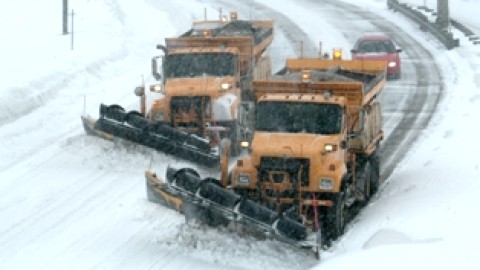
(0, 0, 457, 269)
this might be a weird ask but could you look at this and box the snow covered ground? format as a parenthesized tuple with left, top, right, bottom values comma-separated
(1, 0, 479, 269)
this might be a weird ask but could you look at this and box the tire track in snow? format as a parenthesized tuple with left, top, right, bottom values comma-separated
(0, 141, 184, 269)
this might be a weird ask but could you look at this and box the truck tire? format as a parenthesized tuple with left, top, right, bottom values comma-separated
(358, 161, 372, 205)
(325, 192, 346, 240)
(369, 149, 381, 195)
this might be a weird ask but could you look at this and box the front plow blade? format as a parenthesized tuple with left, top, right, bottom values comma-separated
(81, 104, 220, 167)
(145, 167, 318, 252)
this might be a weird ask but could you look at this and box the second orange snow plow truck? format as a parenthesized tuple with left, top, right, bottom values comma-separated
(145, 57, 387, 253)
(81, 12, 273, 167)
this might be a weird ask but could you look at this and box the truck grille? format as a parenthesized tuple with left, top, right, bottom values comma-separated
(258, 157, 310, 186)
(170, 96, 211, 123)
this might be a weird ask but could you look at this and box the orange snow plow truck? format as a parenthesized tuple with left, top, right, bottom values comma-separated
(145, 57, 386, 256)
(81, 12, 273, 167)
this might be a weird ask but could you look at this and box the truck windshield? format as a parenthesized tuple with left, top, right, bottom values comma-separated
(165, 53, 236, 78)
(256, 102, 342, 135)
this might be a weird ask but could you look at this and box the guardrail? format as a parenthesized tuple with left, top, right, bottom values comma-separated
(417, 3, 479, 45)
(387, 0, 459, 49)
(450, 19, 480, 45)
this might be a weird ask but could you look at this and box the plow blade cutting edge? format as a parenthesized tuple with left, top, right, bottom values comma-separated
(81, 104, 220, 167)
(145, 166, 321, 253)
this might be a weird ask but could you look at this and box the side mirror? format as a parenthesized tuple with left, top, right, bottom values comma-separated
(156, 44, 168, 54)
(151, 56, 163, 81)
(396, 48, 402, 53)
(350, 49, 358, 53)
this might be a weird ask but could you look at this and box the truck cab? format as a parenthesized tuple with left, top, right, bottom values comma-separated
(229, 58, 386, 239)
(149, 47, 242, 142)
(144, 13, 273, 156)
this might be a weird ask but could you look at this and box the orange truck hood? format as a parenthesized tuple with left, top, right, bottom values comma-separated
(251, 132, 337, 160)
(164, 76, 235, 97)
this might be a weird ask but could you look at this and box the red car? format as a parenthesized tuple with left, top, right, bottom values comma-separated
(351, 35, 402, 79)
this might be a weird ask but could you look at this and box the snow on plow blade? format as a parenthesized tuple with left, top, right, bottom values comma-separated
(81, 104, 219, 167)
(145, 166, 318, 249)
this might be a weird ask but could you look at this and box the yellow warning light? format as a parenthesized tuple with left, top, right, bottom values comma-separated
(203, 29, 212, 36)
(333, 49, 342, 60)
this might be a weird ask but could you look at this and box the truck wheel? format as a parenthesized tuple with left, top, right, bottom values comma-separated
(326, 192, 346, 240)
(359, 161, 372, 205)
(370, 150, 381, 195)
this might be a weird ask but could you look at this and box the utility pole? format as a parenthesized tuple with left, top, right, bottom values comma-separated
(436, 0, 449, 31)
(62, 0, 68, 34)
(71, 9, 75, 50)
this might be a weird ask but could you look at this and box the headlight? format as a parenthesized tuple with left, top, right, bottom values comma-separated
(150, 84, 163, 93)
(388, 61, 397, 68)
(237, 174, 250, 185)
(324, 144, 337, 153)
(221, 83, 232, 90)
(302, 71, 311, 83)
(240, 141, 249, 148)
(319, 178, 333, 190)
